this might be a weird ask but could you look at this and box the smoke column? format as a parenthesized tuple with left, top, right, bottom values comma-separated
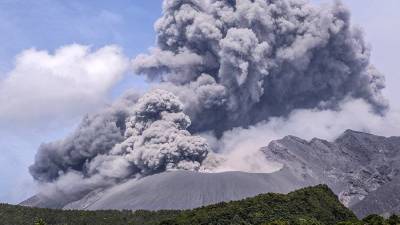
(29, 0, 388, 203)
(134, 0, 386, 134)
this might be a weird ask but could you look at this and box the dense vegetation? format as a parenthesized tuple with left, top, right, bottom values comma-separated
(0, 185, 398, 225)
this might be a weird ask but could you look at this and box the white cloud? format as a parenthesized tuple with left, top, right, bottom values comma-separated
(207, 98, 400, 173)
(0, 44, 129, 127)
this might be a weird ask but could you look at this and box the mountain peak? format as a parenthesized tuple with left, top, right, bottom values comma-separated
(337, 130, 393, 149)
(338, 129, 379, 139)
(281, 135, 308, 144)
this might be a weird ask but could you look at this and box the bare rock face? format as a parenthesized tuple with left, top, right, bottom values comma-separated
(351, 176, 400, 218)
(262, 130, 400, 217)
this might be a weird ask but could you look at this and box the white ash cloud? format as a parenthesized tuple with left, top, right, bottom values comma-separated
(205, 98, 400, 173)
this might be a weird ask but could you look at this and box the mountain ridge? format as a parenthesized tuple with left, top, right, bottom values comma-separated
(7, 185, 359, 225)
(261, 129, 400, 216)
(21, 130, 400, 218)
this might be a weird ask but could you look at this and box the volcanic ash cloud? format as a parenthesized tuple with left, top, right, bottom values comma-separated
(133, 0, 387, 134)
(29, 0, 390, 202)
(30, 90, 209, 201)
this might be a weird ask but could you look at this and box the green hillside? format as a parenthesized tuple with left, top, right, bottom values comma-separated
(0, 185, 397, 225)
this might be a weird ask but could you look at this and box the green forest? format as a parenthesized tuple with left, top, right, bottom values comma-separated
(0, 185, 398, 225)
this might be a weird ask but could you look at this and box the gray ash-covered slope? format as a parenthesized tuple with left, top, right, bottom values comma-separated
(262, 129, 400, 216)
(19, 195, 63, 209)
(65, 168, 315, 210)
(352, 176, 400, 218)
(21, 168, 316, 210)
(21, 130, 400, 218)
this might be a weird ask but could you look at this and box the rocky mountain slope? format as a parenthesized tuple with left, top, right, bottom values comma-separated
(21, 130, 400, 217)
(262, 129, 400, 216)
(352, 176, 400, 218)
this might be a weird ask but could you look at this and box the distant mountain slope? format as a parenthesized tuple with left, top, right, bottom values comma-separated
(20, 194, 66, 209)
(352, 176, 400, 218)
(3, 185, 358, 225)
(63, 169, 316, 211)
(262, 129, 400, 214)
(21, 130, 400, 218)
(20, 169, 317, 211)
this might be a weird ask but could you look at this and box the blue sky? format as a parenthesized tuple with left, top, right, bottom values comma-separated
(0, 0, 399, 204)
(0, 0, 161, 69)
(0, 0, 162, 203)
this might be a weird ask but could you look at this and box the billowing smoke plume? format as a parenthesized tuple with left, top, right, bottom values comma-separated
(29, 91, 140, 183)
(30, 0, 389, 202)
(133, 0, 387, 134)
(30, 90, 208, 200)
